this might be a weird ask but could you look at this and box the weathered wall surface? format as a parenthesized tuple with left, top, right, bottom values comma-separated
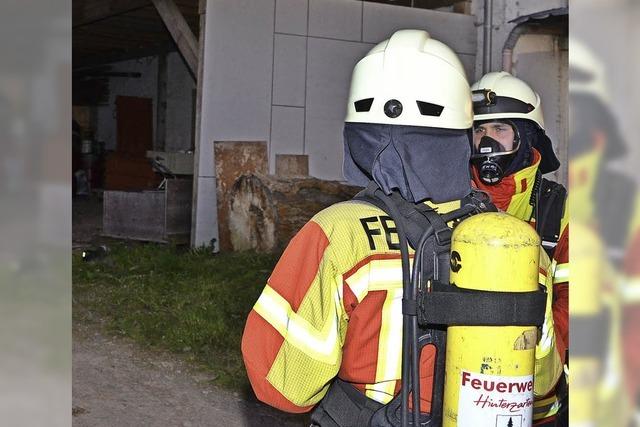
(213, 141, 268, 252)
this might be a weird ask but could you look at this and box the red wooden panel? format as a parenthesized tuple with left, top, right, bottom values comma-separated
(116, 95, 153, 157)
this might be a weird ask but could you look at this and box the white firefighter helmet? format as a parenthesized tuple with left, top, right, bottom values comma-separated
(345, 29, 472, 129)
(471, 71, 545, 129)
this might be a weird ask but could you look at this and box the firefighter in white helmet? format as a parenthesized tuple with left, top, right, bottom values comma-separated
(470, 71, 569, 426)
(242, 30, 553, 427)
(242, 29, 479, 426)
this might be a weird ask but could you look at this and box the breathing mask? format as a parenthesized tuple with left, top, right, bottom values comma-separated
(470, 120, 521, 185)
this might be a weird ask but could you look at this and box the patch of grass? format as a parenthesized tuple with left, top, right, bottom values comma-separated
(73, 243, 278, 391)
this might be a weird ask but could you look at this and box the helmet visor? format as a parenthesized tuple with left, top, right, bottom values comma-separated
(472, 89, 535, 116)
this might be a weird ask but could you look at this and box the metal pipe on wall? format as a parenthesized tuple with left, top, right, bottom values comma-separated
(502, 49, 513, 73)
(502, 24, 530, 73)
(482, 0, 493, 74)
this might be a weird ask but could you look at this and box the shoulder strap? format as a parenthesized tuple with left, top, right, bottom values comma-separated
(354, 184, 496, 250)
(353, 182, 442, 251)
(537, 178, 567, 245)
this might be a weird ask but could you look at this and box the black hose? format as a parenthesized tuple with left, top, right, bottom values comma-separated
(410, 225, 433, 427)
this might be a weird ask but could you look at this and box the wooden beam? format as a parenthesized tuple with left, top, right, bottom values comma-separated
(151, 0, 198, 78)
(73, 0, 151, 28)
(190, 0, 206, 246)
(413, 0, 462, 9)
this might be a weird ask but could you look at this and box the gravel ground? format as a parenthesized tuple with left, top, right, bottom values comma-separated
(72, 320, 309, 427)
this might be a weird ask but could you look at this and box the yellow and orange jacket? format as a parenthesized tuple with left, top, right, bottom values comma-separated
(241, 195, 564, 415)
(472, 148, 569, 422)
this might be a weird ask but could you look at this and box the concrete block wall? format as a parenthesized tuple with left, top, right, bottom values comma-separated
(274, 0, 478, 180)
(192, 0, 478, 246)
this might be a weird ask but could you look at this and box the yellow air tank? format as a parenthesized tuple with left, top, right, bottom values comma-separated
(443, 212, 540, 427)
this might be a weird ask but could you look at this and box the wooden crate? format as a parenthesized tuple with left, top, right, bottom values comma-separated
(103, 179, 192, 243)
